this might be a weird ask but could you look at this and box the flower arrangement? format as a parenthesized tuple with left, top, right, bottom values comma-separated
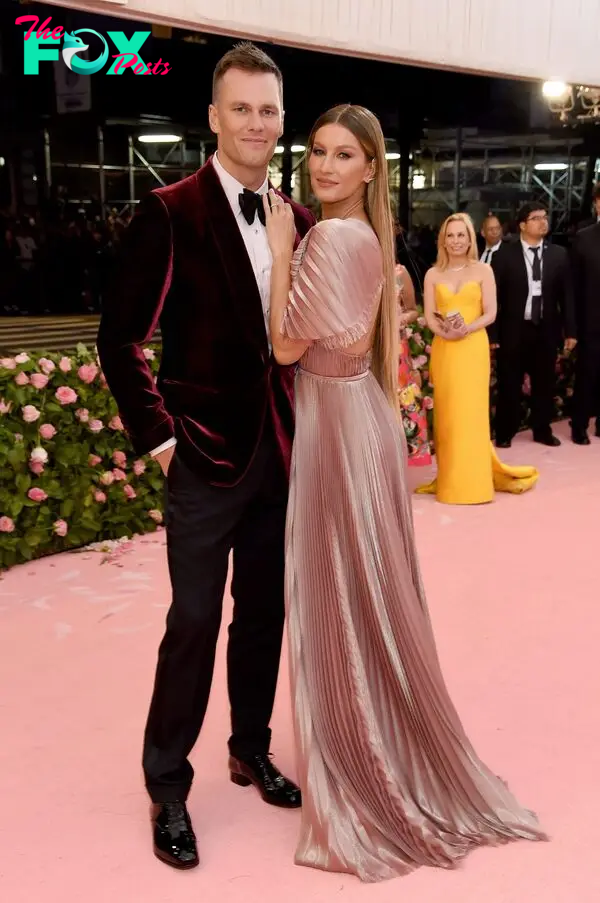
(0, 345, 164, 570)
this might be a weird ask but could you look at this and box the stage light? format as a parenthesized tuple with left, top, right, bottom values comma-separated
(291, 145, 306, 153)
(412, 172, 426, 189)
(385, 152, 400, 160)
(542, 80, 569, 99)
(534, 162, 568, 171)
(137, 134, 182, 144)
(274, 146, 284, 154)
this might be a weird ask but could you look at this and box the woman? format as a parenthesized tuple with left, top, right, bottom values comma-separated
(416, 214, 539, 505)
(263, 105, 546, 883)
(396, 263, 432, 465)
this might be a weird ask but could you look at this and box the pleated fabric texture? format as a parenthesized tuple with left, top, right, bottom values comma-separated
(281, 218, 547, 883)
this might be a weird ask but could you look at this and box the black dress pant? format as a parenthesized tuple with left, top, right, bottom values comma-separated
(571, 340, 600, 433)
(495, 322, 557, 441)
(143, 426, 288, 803)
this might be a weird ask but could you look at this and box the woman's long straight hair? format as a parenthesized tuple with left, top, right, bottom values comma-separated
(307, 105, 399, 413)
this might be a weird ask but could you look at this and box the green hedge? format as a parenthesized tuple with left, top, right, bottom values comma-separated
(0, 344, 164, 570)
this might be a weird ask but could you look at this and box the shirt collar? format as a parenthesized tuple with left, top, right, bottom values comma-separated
(487, 240, 502, 252)
(212, 153, 269, 218)
(521, 238, 543, 252)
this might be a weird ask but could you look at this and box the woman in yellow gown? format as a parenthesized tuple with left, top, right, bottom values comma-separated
(417, 213, 539, 504)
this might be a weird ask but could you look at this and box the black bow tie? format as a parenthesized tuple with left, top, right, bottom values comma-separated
(239, 189, 266, 226)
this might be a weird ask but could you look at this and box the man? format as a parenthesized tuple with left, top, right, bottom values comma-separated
(97, 42, 315, 870)
(577, 182, 600, 230)
(479, 214, 504, 263)
(491, 202, 576, 447)
(570, 220, 600, 444)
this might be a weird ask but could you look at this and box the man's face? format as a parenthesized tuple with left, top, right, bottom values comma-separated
(208, 68, 283, 178)
(481, 216, 502, 247)
(520, 209, 549, 242)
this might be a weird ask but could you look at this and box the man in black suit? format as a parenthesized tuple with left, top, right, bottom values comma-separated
(491, 202, 576, 447)
(570, 221, 600, 444)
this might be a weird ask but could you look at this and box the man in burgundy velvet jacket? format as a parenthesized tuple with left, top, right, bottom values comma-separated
(97, 43, 315, 870)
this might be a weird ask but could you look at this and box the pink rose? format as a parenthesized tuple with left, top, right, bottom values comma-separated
(148, 509, 163, 523)
(76, 408, 89, 423)
(0, 516, 15, 532)
(15, 372, 30, 386)
(425, 345, 432, 354)
(53, 519, 68, 537)
(112, 468, 126, 481)
(108, 415, 124, 431)
(78, 363, 98, 384)
(94, 490, 107, 503)
(0, 357, 17, 370)
(0, 399, 12, 415)
(58, 356, 72, 373)
(55, 386, 78, 405)
(30, 373, 49, 390)
(88, 419, 103, 433)
(112, 450, 127, 467)
(133, 459, 146, 476)
(100, 471, 114, 486)
(123, 484, 136, 500)
(39, 423, 56, 440)
(22, 405, 41, 423)
(29, 460, 45, 475)
(14, 433, 23, 442)
(28, 487, 48, 503)
(143, 348, 156, 361)
(88, 454, 102, 467)
(30, 447, 48, 465)
(423, 396, 434, 410)
(15, 352, 29, 364)
(38, 357, 55, 375)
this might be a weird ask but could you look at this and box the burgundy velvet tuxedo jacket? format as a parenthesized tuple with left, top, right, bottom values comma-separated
(96, 159, 315, 486)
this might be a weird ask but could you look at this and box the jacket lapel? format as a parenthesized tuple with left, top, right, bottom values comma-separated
(512, 241, 529, 311)
(196, 161, 268, 354)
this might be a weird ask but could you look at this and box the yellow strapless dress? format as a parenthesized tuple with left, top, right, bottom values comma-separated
(416, 282, 539, 505)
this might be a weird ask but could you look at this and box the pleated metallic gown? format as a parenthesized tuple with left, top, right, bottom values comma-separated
(281, 218, 547, 883)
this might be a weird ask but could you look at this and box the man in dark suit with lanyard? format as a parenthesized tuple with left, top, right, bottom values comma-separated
(491, 202, 576, 447)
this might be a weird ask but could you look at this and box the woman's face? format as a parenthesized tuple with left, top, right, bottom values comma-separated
(444, 220, 470, 257)
(308, 123, 373, 205)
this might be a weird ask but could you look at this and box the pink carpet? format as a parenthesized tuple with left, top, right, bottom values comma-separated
(1, 421, 599, 903)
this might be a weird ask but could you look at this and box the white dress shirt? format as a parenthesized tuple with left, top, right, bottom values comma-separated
(520, 238, 544, 321)
(480, 241, 501, 263)
(151, 153, 272, 458)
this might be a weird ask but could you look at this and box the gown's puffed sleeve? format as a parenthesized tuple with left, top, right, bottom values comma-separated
(281, 218, 383, 350)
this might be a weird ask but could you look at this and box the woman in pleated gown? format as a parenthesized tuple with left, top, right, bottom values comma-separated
(263, 104, 547, 883)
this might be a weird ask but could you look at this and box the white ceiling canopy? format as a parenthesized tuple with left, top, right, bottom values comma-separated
(41, 0, 600, 87)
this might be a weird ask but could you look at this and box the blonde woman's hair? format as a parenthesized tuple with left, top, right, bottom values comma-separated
(435, 213, 479, 271)
(307, 104, 398, 413)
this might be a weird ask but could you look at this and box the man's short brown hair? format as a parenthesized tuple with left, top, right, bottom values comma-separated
(212, 41, 283, 102)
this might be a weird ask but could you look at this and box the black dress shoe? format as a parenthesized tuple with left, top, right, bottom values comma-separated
(229, 754, 302, 808)
(495, 438, 512, 449)
(151, 801, 199, 869)
(572, 428, 591, 446)
(533, 432, 561, 447)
